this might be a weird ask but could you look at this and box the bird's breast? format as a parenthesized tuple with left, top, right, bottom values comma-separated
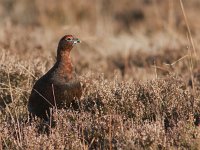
(52, 79, 82, 107)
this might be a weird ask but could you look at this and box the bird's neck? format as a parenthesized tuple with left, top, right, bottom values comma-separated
(56, 51, 73, 79)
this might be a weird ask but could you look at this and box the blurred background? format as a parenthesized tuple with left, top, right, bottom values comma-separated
(2, 1, 200, 148)
(0, 0, 200, 80)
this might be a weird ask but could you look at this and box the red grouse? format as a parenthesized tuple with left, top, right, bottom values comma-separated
(28, 35, 82, 121)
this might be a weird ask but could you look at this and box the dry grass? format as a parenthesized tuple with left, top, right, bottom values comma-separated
(1, 0, 200, 149)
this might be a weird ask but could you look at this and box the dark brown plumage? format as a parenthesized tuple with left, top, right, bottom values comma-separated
(28, 35, 82, 121)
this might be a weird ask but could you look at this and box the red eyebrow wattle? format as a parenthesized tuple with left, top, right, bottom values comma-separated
(65, 35, 73, 39)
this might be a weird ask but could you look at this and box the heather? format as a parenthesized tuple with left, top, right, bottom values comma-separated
(1, 0, 200, 149)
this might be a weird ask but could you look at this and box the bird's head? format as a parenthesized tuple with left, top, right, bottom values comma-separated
(58, 35, 81, 52)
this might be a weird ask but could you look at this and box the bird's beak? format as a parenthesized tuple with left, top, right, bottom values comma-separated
(73, 38, 81, 45)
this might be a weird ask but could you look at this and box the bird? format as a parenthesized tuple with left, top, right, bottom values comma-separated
(28, 35, 82, 122)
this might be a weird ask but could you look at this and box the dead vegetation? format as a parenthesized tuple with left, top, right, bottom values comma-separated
(1, 0, 200, 149)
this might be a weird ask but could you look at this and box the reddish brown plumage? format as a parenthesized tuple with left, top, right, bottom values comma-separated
(28, 35, 82, 121)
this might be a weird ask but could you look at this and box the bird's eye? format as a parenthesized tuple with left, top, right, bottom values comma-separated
(66, 38, 72, 41)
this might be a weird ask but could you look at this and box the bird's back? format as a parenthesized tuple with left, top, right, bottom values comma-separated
(28, 65, 82, 120)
